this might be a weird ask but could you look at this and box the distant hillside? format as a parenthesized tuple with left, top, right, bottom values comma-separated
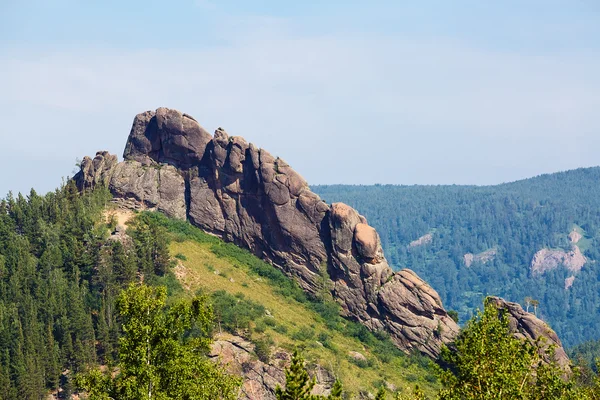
(313, 167, 600, 347)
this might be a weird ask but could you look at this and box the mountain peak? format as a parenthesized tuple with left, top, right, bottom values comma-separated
(75, 107, 459, 357)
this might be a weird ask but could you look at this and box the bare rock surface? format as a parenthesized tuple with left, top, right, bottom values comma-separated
(568, 230, 583, 244)
(209, 334, 335, 400)
(74, 107, 459, 357)
(463, 248, 497, 268)
(564, 276, 575, 290)
(531, 246, 586, 276)
(408, 233, 433, 248)
(487, 297, 570, 371)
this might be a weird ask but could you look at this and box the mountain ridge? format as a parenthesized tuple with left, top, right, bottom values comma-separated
(311, 165, 600, 190)
(313, 168, 600, 347)
(74, 106, 459, 358)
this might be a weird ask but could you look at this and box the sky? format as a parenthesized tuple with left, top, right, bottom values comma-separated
(1, 0, 599, 195)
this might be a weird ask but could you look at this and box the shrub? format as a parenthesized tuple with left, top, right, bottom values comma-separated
(349, 356, 371, 369)
(274, 325, 288, 334)
(447, 310, 459, 323)
(174, 253, 187, 261)
(252, 335, 274, 363)
(149, 272, 184, 297)
(291, 326, 315, 342)
(254, 319, 267, 334)
(211, 291, 265, 334)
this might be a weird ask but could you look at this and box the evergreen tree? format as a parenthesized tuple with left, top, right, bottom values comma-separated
(276, 351, 317, 400)
(275, 351, 343, 400)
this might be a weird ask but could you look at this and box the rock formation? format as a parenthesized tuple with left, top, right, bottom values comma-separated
(209, 334, 335, 400)
(487, 297, 570, 371)
(408, 233, 433, 248)
(531, 246, 586, 276)
(74, 107, 459, 357)
(463, 248, 497, 268)
(568, 229, 582, 244)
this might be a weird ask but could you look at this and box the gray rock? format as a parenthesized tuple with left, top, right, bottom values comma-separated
(74, 151, 118, 190)
(123, 108, 212, 169)
(109, 161, 186, 220)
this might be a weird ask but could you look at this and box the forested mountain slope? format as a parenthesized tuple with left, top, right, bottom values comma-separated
(313, 167, 600, 347)
(0, 183, 178, 398)
(0, 183, 438, 399)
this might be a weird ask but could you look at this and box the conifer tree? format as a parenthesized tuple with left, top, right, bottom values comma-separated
(275, 351, 344, 400)
(375, 387, 386, 400)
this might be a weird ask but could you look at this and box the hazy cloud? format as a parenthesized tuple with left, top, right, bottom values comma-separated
(1, 9, 599, 195)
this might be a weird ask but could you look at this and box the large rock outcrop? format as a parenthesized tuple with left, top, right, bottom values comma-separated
(74, 107, 459, 357)
(209, 334, 335, 400)
(487, 297, 570, 370)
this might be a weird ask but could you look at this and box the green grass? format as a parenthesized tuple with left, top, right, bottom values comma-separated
(143, 212, 439, 397)
(571, 224, 593, 253)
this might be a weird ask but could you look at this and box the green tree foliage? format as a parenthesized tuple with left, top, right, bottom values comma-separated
(76, 283, 240, 399)
(210, 290, 265, 334)
(275, 351, 343, 400)
(128, 213, 171, 278)
(314, 169, 600, 347)
(0, 183, 189, 398)
(570, 339, 600, 374)
(0, 183, 111, 398)
(438, 299, 579, 400)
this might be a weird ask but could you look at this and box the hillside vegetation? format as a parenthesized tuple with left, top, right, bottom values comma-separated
(6, 182, 600, 399)
(0, 182, 439, 399)
(314, 167, 600, 347)
(0, 183, 180, 398)
(150, 212, 439, 397)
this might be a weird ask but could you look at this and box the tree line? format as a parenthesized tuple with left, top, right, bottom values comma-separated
(0, 182, 175, 398)
(314, 167, 600, 347)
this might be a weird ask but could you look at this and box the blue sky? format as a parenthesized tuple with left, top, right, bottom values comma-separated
(1, 0, 599, 195)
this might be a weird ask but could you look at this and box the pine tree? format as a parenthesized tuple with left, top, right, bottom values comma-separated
(275, 351, 344, 400)
(328, 380, 343, 400)
(375, 387, 386, 400)
(276, 351, 317, 400)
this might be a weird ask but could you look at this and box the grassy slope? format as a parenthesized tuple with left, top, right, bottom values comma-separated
(152, 214, 438, 398)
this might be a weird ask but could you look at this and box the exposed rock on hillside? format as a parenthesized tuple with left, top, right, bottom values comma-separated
(564, 276, 575, 290)
(531, 246, 586, 276)
(74, 107, 459, 357)
(408, 233, 433, 248)
(463, 248, 497, 268)
(209, 334, 335, 400)
(568, 230, 582, 244)
(487, 297, 570, 370)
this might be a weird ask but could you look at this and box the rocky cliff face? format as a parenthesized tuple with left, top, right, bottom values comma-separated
(74, 107, 459, 357)
(487, 297, 570, 370)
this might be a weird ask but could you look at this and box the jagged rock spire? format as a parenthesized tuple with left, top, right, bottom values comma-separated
(74, 107, 459, 358)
